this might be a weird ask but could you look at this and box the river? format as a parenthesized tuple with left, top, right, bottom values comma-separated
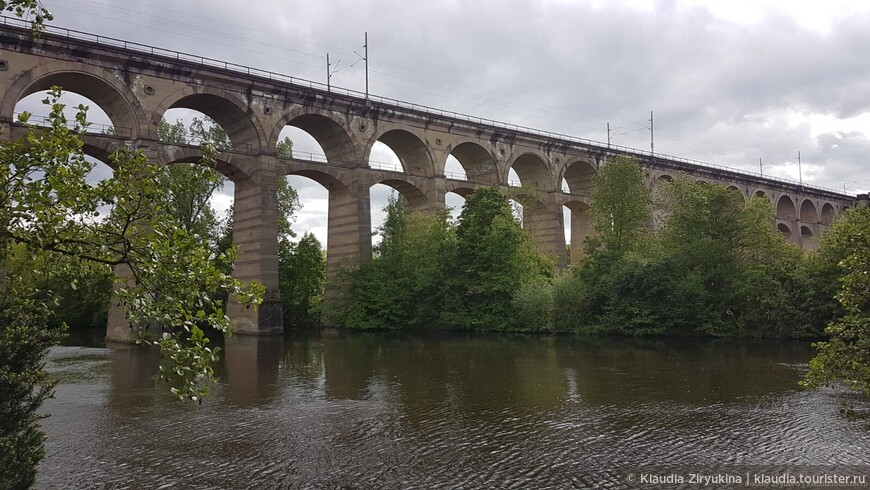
(36, 331, 870, 489)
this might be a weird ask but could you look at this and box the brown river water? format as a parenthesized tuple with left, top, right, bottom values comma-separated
(36, 331, 870, 489)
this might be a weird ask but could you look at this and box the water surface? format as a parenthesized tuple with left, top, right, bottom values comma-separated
(38, 331, 870, 488)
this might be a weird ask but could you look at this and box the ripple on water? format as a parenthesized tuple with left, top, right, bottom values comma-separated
(35, 336, 870, 489)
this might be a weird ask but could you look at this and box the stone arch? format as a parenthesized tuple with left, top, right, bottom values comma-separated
(776, 195, 797, 221)
(377, 178, 431, 209)
(445, 185, 477, 199)
(799, 199, 818, 223)
(158, 148, 252, 182)
(726, 185, 745, 200)
(366, 128, 435, 176)
(820, 203, 836, 225)
(273, 108, 359, 164)
(284, 168, 349, 193)
(800, 225, 814, 238)
(2, 63, 144, 136)
(444, 140, 498, 184)
(777, 223, 792, 240)
(753, 190, 769, 201)
(561, 159, 596, 195)
(507, 151, 553, 190)
(81, 137, 122, 166)
(156, 86, 267, 151)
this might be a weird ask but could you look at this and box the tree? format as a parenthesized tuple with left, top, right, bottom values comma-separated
(587, 156, 650, 254)
(279, 232, 326, 327)
(804, 203, 870, 400)
(443, 187, 553, 330)
(343, 195, 454, 329)
(157, 117, 227, 243)
(0, 91, 264, 487)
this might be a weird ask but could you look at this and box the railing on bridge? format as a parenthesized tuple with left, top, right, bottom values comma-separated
(444, 170, 467, 181)
(12, 112, 131, 137)
(0, 15, 851, 197)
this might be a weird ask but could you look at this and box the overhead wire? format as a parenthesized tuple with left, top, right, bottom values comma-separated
(38, 0, 843, 178)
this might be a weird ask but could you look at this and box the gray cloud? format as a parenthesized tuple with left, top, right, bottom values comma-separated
(30, 0, 870, 244)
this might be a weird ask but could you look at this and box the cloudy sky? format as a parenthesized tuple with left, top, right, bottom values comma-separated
(18, 0, 870, 246)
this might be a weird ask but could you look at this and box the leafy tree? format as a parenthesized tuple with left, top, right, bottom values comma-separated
(0, 275, 62, 489)
(2, 90, 263, 395)
(443, 187, 553, 330)
(587, 156, 650, 254)
(157, 117, 227, 243)
(279, 233, 326, 327)
(5, 242, 112, 329)
(276, 136, 294, 159)
(343, 195, 454, 329)
(804, 203, 870, 398)
(0, 90, 263, 487)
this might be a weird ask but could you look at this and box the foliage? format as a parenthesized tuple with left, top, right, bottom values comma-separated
(442, 187, 553, 330)
(342, 187, 556, 331)
(556, 169, 826, 339)
(804, 203, 870, 396)
(279, 232, 326, 327)
(588, 156, 650, 253)
(0, 275, 64, 490)
(1, 0, 52, 33)
(343, 195, 454, 329)
(1, 89, 263, 403)
(276, 136, 294, 159)
(157, 118, 227, 243)
(5, 242, 112, 329)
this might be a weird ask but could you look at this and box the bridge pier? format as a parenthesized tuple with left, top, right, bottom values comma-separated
(227, 156, 283, 335)
(322, 176, 372, 325)
(524, 196, 568, 268)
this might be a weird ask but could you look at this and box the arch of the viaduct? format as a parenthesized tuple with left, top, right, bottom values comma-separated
(272, 107, 361, 164)
(0, 23, 855, 338)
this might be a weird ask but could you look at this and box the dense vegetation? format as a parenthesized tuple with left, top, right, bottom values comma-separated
(343, 157, 848, 340)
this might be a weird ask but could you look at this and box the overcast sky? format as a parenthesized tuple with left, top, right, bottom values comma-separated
(20, 0, 870, 246)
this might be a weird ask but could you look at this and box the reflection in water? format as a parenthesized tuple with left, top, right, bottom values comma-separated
(106, 341, 160, 411)
(220, 335, 282, 407)
(38, 332, 870, 488)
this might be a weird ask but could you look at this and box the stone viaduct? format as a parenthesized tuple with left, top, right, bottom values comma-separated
(0, 19, 857, 339)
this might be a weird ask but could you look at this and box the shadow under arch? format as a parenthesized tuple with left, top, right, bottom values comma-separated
(507, 151, 554, 190)
(561, 159, 596, 195)
(726, 185, 745, 200)
(800, 199, 818, 223)
(377, 178, 431, 209)
(366, 128, 435, 176)
(156, 87, 266, 151)
(159, 148, 253, 183)
(445, 140, 499, 184)
(820, 202, 836, 225)
(3, 66, 144, 136)
(777, 222, 793, 240)
(776, 195, 797, 221)
(276, 110, 359, 164)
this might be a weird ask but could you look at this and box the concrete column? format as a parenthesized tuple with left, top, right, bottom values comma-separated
(322, 174, 372, 325)
(524, 197, 567, 268)
(227, 156, 283, 335)
(569, 209, 593, 264)
(105, 263, 136, 343)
